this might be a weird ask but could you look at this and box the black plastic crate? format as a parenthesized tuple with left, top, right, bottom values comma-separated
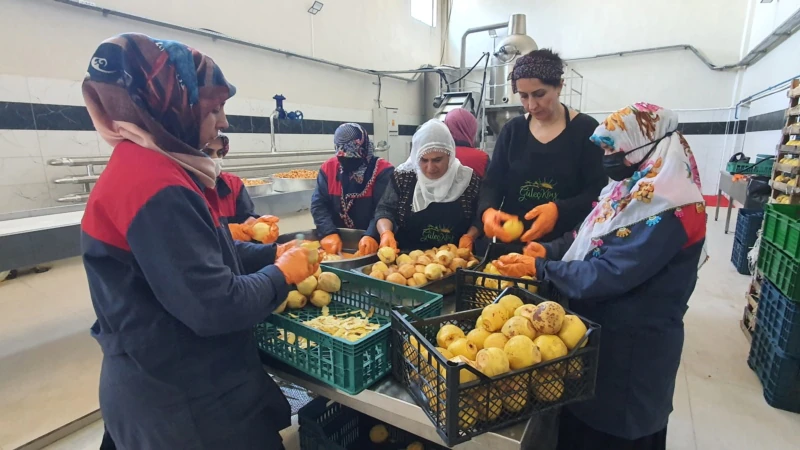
(756, 281, 800, 357)
(735, 208, 764, 248)
(298, 397, 446, 450)
(747, 329, 800, 413)
(731, 238, 752, 275)
(391, 286, 600, 447)
(457, 243, 563, 311)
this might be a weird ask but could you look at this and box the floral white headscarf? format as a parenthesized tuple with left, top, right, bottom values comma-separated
(562, 103, 708, 266)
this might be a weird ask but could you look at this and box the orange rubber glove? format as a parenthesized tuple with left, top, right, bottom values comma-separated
(321, 234, 342, 255)
(276, 240, 296, 258)
(358, 236, 379, 255)
(458, 234, 474, 252)
(523, 242, 547, 259)
(380, 230, 398, 251)
(274, 247, 319, 285)
(482, 208, 518, 243)
(241, 216, 280, 244)
(495, 254, 537, 278)
(228, 223, 252, 242)
(521, 202, 559, 243)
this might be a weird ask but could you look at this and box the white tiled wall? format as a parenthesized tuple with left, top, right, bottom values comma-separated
(0, 75, 422, 215)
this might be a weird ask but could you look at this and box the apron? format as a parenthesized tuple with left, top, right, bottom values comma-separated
(396, 200, 469, 249)
(501, 105, 577, 243)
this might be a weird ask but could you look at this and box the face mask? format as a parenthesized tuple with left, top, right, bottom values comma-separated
(213, 158, 223, 176)
(602, 132, 672, 181)
(338, 157, 363, 172)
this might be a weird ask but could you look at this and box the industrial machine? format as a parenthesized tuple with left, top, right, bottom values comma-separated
(422, 13, 537, 154)
(485, 14, 539, 135)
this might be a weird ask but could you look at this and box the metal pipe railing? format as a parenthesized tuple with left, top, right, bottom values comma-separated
(56, 193, 91, 203)
(226, 150, 330, 159)
(53, 175, 99, 184)
(48, 157, 109, 166)
(270, 110, 279, 152)
(223, 161, 327, 172)
(49, 156, 330, 201)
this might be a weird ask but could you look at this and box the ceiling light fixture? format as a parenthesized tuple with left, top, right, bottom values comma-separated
(308, 1, 324, 14)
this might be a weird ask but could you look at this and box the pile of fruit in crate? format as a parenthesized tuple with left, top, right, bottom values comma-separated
(272, 269, 383, 346)
(367, 245, 481, 286)
(275, 266, 342, 314)
(474, 256, 538, 292)
(408, 292, 588, 429)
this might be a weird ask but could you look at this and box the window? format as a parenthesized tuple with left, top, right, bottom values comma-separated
(411, 0, 437, 27)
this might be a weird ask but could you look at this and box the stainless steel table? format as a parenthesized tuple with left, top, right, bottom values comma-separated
(715, 171, 749, 234)
(267, 365, 537, 450)
(265, 293, 558, 450)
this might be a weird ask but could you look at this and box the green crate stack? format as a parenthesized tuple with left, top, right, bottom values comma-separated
(759, 204, 800, 303)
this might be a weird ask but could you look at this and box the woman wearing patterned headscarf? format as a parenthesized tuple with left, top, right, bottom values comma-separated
(80, 34, 317, 449)
(496, 104, 707, 450)
(311, 123, 394, 255)
(373, 119, 482, 251)
(479, 49, 606, 253)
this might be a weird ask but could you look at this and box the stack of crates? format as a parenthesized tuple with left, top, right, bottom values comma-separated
(749, 204, 800, 412)
(730, 209, 763, 275)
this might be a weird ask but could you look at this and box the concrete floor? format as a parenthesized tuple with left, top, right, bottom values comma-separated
(1, 212, 798, 449)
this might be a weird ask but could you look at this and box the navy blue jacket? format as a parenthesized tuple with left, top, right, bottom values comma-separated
(217, 171, 257, 224)
(535, 205, 706, 439)
(82, 141, 291, 449)
(311, 157, 393, 239)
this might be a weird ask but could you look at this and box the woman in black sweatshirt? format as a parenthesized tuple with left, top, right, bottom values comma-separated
(479, 49, 606, 254)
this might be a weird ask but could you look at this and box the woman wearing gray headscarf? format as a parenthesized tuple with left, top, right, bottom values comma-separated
(479, 49, 606, 254)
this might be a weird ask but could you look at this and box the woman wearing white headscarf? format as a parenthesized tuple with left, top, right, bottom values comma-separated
(372, 119, 482, 251)
(495, 103, 707, 450)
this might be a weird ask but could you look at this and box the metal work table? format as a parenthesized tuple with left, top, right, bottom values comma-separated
(0, 190, 314, 272)
(264, 295, 558, 450)
(267, 363, 552, 450)
(714, 171, 749, 234)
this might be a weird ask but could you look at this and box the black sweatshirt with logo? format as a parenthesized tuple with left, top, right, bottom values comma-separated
(477, 112, 607, 243)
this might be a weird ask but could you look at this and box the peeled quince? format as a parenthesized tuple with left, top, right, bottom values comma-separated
(378, 247, 397, 264)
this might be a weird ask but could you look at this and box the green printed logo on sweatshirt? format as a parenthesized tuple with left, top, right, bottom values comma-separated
(519, 179, 559, 203)
(421, 225, 453, 243)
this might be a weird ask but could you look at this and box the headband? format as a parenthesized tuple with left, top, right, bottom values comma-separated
(508, 54, 564, 93)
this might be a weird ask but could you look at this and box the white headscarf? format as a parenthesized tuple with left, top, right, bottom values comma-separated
(397, 119, 474, 212)
(562, 103, 708, 268)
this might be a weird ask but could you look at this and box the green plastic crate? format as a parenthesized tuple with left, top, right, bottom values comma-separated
(758, 241, 800, 303)
(726, 160, 774, 177)
(255, 266, 443, 395)
(757, 154, 774, 162)
(763, 204, 800, 262)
